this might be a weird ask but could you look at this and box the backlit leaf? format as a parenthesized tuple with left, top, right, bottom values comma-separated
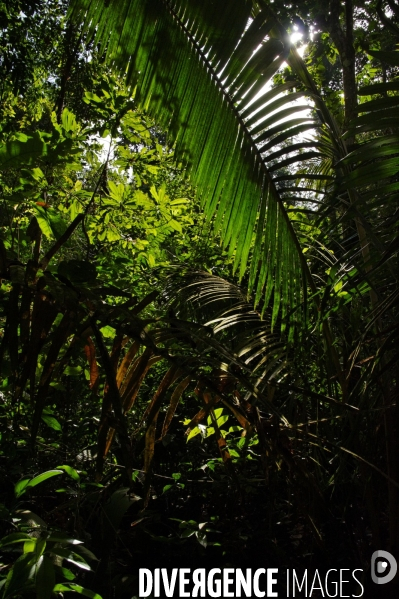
(41, 415, 62, 431)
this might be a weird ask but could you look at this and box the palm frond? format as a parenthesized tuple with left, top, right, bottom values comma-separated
(69, 0, 336, 335)
(68, 1, 399, 402)
(165, 271, 289, 384)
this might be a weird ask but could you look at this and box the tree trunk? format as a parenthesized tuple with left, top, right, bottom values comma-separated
(325, 0, 357, 131)
(54, 24, 81, 123)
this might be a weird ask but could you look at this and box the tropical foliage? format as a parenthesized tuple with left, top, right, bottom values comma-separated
(0, 0, 398, 598)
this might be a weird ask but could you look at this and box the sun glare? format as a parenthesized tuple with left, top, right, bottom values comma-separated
(290, 31, 303, 44)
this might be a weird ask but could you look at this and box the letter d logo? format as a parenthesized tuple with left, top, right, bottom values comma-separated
(371, 550, 397, 584)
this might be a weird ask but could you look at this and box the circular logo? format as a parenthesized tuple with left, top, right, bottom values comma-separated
(371, 550, 398, 585)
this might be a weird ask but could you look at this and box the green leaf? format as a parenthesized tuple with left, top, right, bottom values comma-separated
(14, 478, 32, 498)
(23, 539, 37, 553)
(63, 366, 82, 376)
(53, 583, 102, 598)
(0, 132, 48, 169)
(33, 206, 68, 241)
(3, 553, 37, 599)
(70, 199, 83, 220)
(0, 532, 31, 548)
(195, 529, 207, 548)
(84, 91, 104, 104)
(216, 415, 229, 427)
(50, 548, 92, 571)
(228, 426, 241, 433)
(108, 180, 125, 201)
(187, 427, 201, 441)
(61, 108, 79, 134)
(180, 529, 195, 538)
(41, 415, 62, 431)
(56, 465, 80, 481)
(54, 566, 76, 581)
(169, 219, 182, 233)
(36, 556, 56, 599)
(207, 408, 223, 425)
(99, 325, 115, 339)
(47, 208, 68, 240)
(106, 228, 120, 242)
(35, 212, 54, 239)
(149, 185, 159, 202)
(47, 533, 83, 545)
(30, 167, 47, 182)
(27, 470, 64, 488)
(15, 470, 64, 497)
(73, 545, 99, 562)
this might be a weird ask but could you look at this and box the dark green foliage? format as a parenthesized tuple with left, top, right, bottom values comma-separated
(0, 1, 399, 598)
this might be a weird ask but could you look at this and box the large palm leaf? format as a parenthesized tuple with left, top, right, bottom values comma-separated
(68, 0, 335, 335)
(69, 0, 399, 396)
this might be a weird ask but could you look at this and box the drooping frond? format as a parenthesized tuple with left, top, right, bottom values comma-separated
(164, 271, 289, 385)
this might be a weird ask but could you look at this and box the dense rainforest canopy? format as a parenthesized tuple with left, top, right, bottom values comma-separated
(0, 0, 398, 597)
